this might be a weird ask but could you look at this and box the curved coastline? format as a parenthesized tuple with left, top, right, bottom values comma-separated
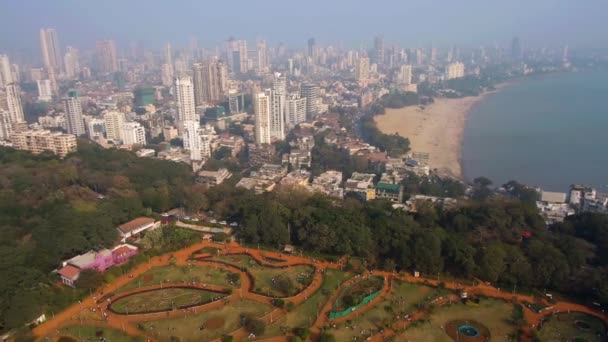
(374, 84, 511, 179)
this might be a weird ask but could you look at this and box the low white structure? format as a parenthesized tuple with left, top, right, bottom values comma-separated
(117, 217, 159, 241)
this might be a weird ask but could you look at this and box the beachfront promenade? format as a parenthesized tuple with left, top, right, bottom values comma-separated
(34, 240, 608, 342)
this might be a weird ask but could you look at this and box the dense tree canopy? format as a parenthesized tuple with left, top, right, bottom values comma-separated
(0, 142, 194, 332)
(1, 140, 607, 334)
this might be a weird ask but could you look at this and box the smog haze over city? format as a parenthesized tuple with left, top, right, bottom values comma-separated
(1, 0, 607, 51)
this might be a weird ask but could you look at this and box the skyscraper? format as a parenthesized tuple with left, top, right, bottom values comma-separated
(63, 90, 85, 136)
(257, 40, 268, 73)
(511, 36, 522, 61)
(64, 47, 80, 80)
(193, 60, 228, 105)
(95, 40, 118, 74)
(175, 76, 197, 133)
(285, 93, 307, 128)
(103, 111, 125, 141)
(307, 38, 316, 59)
(192, 63, 205, 106)
(39, 28, 62, 73)
(164, 43, 172, 66)
(0, 55, 12, 85)
(301, 83, 320, 119)
(161, 63, 174, 87)
(0, 110, 11, 140)
(270, 73, 286, 140)
(374, 35, 384, 66)
(226, 39, 248, 74)
(0, 54, 13, 86)
(355, 57, 370, 82)
(5, 84, 25, 124)
(37, 80, 53, 101)
(397, 64, 412, 85)
(254, 90, 272, 144)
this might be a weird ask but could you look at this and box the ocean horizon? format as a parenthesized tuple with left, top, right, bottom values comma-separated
(462, 69, 608, 192)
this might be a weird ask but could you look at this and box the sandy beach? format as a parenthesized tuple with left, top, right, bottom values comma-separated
(375, 94, 492, 179)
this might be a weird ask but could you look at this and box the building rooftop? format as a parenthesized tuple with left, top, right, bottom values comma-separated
(376, 182, 401, 194)
(58, 265, 81, 280)
(117, 217, 155, 235)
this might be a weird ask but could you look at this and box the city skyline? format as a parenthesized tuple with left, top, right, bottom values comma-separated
(1, 0, 607, 56)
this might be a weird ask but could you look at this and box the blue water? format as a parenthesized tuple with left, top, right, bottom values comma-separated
(463, 70, 608, 192)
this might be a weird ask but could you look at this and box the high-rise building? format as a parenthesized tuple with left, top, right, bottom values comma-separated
(228, 89, 246, 114)
(121, 122, 146, 146)
(184, 121, 215, 162)
(445, 62, 465, 80)
(192, 63, 204, 106)
(103, 111, 125, 141)
(193, 60, 228, 105)
(85, 117, 106, 140)
(355, 57, 370, 82)
(270, 73, 286, 140)
(39, 28, 62, 73)
(307, 38, 316, 59)
(253, 90, 271, 144)
(5, 84, 24, 124)
(161, 63, 174, 87)
(95, 40, 118, 74)
(374, 35, 384, 66)
(257, 40, 268, 72)
(63, 46, 80, 80)
(164, 43, 172, 66)
(511, 36, 522, 61)
(63, 90, 85, 136)
(0, 110, 11, 140)
(226, 39, 248, 73)
(285, 93, 307, 128)
(175, 76, 197, 132)
(0, 54, 13, 86)
(397, 64, 412, 85)
(301, 83, 320, 119)
(37, 79, 53, 101)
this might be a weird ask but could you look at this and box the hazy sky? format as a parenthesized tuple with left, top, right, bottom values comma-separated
(0, 0, 606, 53)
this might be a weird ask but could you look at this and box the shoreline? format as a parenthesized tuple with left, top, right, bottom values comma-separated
(374, 84, 511, 179)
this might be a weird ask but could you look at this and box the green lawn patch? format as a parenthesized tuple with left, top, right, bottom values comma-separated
(60, 325, 143, 342)
(115, 264, 235, 293)
(399, 298, 516, 342)
(140, 299, 272, 342)
(111, 288, 224, 314)
(333, 276, 384, 312)
(538, 312, 606, 342)
(263, 269, 353, 337)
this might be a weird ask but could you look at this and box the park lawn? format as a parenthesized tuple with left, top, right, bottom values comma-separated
(538, 312, 607, 342)
(212, 254, 259, 268)
(111, 288, 223, 314)
(212, 254, 315, 297)
(250, 264, 315, 297)
(331, 281, 436, 341)
(115, 264, 234, 293)
(399, 298, 516, 342)
(194, 246, 220, 256)
(60, 325, 144, 342)
(263, 269, 353, 338)
(141, 299, 272, 342)
(333, 276, 384, 312)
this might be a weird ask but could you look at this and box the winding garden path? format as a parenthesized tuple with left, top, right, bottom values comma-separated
(33, 240, 608, 342)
